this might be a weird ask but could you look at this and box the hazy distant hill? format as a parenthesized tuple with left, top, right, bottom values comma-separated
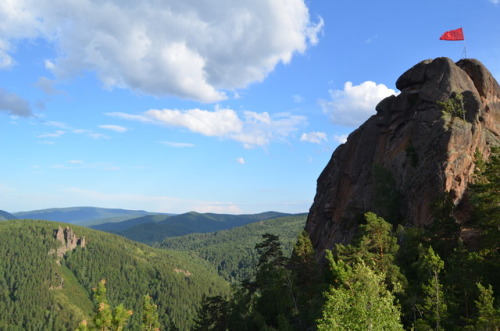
(160, 213, 307, 282)
(13, 207, 165, 225)
(0, 219, 228, 330)
(0, 210, 16, 220)
(112, 211, 290, 244)
(91, 213, 171, 232)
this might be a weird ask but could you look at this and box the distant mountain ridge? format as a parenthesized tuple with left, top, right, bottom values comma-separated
(12, 206, 169, 225)
(0, 210, 16, 220)
(106, 211, 292, 244)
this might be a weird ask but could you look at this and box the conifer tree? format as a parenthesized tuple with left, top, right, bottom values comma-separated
(76, 279, 133, 331)
(336, 212, 406, 292)
(473, 283, 500, 331)
(141, 295, 160, 331)
(415, 246, 447, 330)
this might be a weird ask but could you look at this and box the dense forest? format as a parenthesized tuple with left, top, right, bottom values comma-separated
(0, 221, 229, 330)
(159, 214, 306, 282)
(193, 147, 499, 330)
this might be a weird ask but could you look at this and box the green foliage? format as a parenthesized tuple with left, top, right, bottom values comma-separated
(335, 212, 406, 293)
(318, 213, 405, 330)
(437, 92, 465, 119)
(160, 214, 306, 282)
(193, 295, 229, 331)
(0, 220, 229, 330)
(371, 164, 402, 224)
(116, 211, 292, 244)
(474, 283, 500, 331)
(415, 245, 447, 330)
(141, 295, 160, 331)
(469, 146, 500, 249)
(81, 279, 133, 331)
(318, 260, 404, 331)
(405, 142, 419, 167)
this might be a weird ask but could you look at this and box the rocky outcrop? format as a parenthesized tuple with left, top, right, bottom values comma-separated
(51, 226, 86, 258)
(305, 58, 500, 259)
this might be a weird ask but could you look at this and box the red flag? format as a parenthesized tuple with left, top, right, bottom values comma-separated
(440, 28, 464, 41)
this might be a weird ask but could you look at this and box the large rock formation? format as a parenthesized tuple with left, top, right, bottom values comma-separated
(305, 57, 500, 258)
(51, 226, 86, 258)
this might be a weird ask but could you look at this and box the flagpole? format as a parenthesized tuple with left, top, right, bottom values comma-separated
(462, 28, 467, 59)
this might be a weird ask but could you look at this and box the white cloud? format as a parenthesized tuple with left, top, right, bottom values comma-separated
(106, 112, 153, 123)
(0, 88, 32, 116)
(332, 134, 348, 144)
(237, 157, 245, 164)
(159, 141, 195, 148)
(87, 132, 109, 140)
(37, 130, 65, 138)
(98, 124, 128, 133)
(319, 81, 396, 127)
(44, 120, 69, 129)
(300, 131, 327, 144)
(111, 107, 307, 148)
(232, 111, 307, 148)
(0, 0, 322, 102)
(146, 107, 243, 137)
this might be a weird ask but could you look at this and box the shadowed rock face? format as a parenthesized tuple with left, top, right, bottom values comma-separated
(305, 57, 500, 259)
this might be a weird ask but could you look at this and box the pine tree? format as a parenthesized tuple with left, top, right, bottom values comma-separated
(336, 212, 406, 292)
(76, 279, 133, 331)
(415, 246, 447, 330)
(141, 295, 160, 331)
(473, 283, 500, 331)
(290, 230, 322, 328)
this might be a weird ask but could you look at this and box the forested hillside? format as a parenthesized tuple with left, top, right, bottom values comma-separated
(160, 214, 307, 282)
(111, 211, 290, 244)
(0, 220, 229, 330)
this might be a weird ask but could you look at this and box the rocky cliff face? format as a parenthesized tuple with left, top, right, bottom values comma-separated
(51, 226, 86, 258)
(305, 57, 500, 258)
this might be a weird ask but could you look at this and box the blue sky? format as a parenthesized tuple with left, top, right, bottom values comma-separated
(1, 0, 499, 214)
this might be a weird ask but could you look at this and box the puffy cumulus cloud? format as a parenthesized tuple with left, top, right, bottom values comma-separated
(300, 131, 327, 144)
(319, 81, 396, 127)
(146, 107, 243, 137)
(98, 124, 128, 133)
(110, 107, 307, 148)
(231, 111, 307, 148)
(0, 88, 32, 116)
(0, 0, 322, 102)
